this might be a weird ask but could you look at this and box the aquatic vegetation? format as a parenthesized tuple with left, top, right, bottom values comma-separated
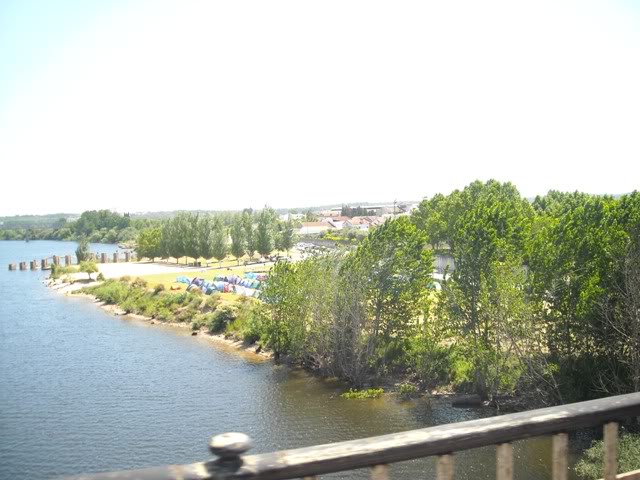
(340, 388, 384, 399)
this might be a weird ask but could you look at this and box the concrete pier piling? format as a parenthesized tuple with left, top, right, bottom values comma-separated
(30, 260, 38, 270)
(53, 255, 60, 266)
(113, 252, 119, 263)
(125, 252, 131, 262)
(41, 258, 49, 270)
(64, 255, 72, 266)
(19, 262, 27, 271)
(8, 263, 16, 271)
(100, 253, 108, 263)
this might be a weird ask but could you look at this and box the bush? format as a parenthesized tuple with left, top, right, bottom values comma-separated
(341, 388, 384, 399)
(83, 279, 130, 304)
(192, 312, 215, 331)
(97, 272, 105, 281)
(226, 299, 266, 343)
(131, 277, 148, 289)
(208, 305, 238, 333)
(50, 264, 78, 280)
(119, 275, 131, 283)
(408, 337, 454, 388)
(153, 284, 165, 294)
(204, 293, 221, 311)
(575, 433, 640, 480)
(75, 237, 90, 262)
(398, 383, 419, 397)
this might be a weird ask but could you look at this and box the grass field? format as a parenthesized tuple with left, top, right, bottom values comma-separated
(138, 263, 271, 291)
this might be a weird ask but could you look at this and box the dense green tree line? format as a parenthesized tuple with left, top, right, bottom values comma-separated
(0, 210, 157, 243)
(135, 208, 297, 264)
(257, 181, 640, 405)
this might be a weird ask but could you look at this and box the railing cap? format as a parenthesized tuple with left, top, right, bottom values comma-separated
(210, 432, 253, 460)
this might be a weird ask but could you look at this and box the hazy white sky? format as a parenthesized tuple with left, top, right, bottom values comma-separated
(0, 0, 639, 215)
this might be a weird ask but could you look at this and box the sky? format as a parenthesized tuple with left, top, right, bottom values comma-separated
(0, 0, 639, 215)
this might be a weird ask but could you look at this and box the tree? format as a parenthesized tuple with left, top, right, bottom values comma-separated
(279, 219, 296, 255)
(79, 260, 99, 281)
(230, 214, 245, 265)
(343, 216, 434, 372)
(197, 216, 215, 262)
(210, 217, 228, 266)
(183, 213, 201, 265)
(304, 209, 317, 222)
(242, 210, 256, 260)
(162, 213, 191, 264)
(136, 227, 162, 262)
(440, 180, 534, 399)
(75, 237, 90, 262)
(256, 207, 276, 258)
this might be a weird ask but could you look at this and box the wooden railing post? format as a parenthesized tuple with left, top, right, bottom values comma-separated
(437, 454, 455, 480)
(604, 422, 619, 480)
(209, 432, 252, 473)
(496, 443, 513, 480)
(552, 433, 568, 480)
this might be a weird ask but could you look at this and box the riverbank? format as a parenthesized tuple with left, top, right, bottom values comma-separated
(55, 282, 273, 360)
(47, 274, 527, 410)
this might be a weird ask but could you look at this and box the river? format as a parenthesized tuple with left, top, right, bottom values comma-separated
(0, 240, 587, 479)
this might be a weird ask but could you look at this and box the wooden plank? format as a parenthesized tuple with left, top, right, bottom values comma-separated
(552, 433, 568, 480)
(65, 393, 640, 480)
(370, 464, 388, 480)
(437, 454, 454, 480)
(604, 422, 619, 480)
(496, 444, 513, 480)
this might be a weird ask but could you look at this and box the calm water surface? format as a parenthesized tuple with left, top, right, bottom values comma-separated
(0, 241, 585, 479)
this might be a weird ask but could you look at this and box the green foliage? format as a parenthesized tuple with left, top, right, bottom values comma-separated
(79, 260, 98, 280)
(344, 216, 434, 372)
(131, 277, 148, 289)
(398, 383, 418, 397)
(50, 264, 78, 280)
(75, 237, 90, 262)
(230, 214, 246, 263)
(341, 205, 375, 217)
(340, 388, 384, 399)
(575, 433, 640, 480)
(256, 206, 276, 257)
(208, 305, 238, 333)
(136, 227, 162, 261)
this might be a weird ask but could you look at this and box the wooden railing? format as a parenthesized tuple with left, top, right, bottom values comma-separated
(67, 393, 640, 480)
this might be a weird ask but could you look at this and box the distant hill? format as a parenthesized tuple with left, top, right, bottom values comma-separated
(0, 213, 76, 229)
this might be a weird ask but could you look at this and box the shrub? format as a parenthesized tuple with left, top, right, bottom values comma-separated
(83, 279, 130, 304)
(341, 388, 384, 399)
(97, 272, 105, 281)
(50, 264, 78, 280)
(153, 283, 165, 294)
(192, 312, 215, 331)
(208, 305, 238, 333)
(175, 305, 198, 323)
(407, 337, 454, 388)
(155, 306, 173, 322)
(131, 277, 148, 289)
(75, 237, 90, 262)
(398, 383, 419, 397)
(119, 275, 131, 283)
(226, 299, 266, 343)
(204, 293, 221, 311)
(575, 433, 640, 480)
